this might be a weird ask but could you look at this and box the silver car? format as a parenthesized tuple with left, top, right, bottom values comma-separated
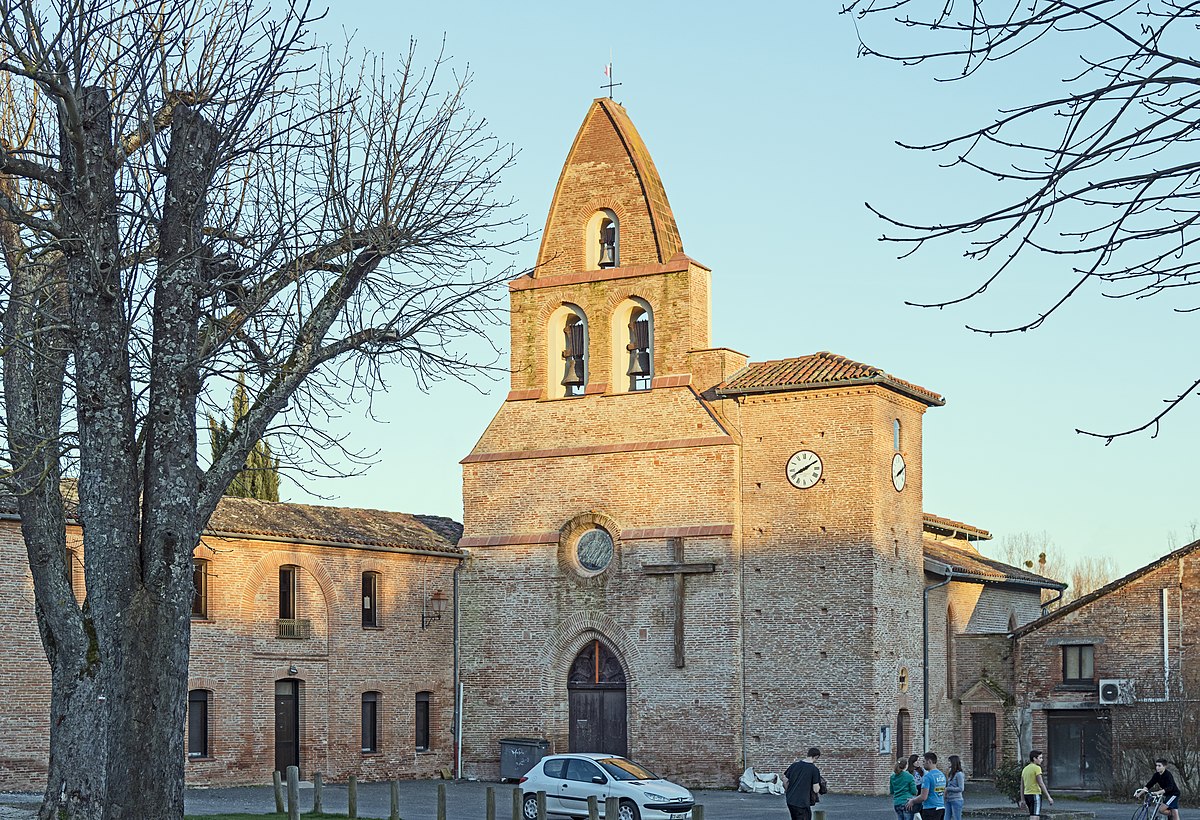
(519, 753, 694, 820)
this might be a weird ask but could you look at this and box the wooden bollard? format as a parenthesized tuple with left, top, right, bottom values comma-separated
(285, 766, 300, 820)
(512, 787, 522, 820)
(813, 810, 826, 820)
(438, 782, 448, 820)
(486, 786, 496, 820)
(537, 790, 548, 820)
(390, 779, 400, 820)
(587, 794, 599, 820)
(272, 770, 284, 813)
(348, 774, 358, 818)
(692, 805, 705, 820)
(604, 796, 619, 818)
(313, 772, 323, 813)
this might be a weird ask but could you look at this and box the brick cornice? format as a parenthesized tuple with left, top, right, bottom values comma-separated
(461, 434, 734, 464)
(510, 256, 706, 292)
(458, 523, 734, 549)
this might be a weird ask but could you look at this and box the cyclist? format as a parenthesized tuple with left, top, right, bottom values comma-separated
(1136, 758, 1181, 820)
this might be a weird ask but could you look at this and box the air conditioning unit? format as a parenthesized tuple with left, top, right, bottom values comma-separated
(1098, 679, 1135, 705)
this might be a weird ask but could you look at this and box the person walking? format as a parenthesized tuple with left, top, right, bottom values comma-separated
(907, 755, 925, 819)
(1021, 750, 1054, 819)
(782, 747, 823, 820)
(944, 755, 965, 820)
(891, 756, 919, 820)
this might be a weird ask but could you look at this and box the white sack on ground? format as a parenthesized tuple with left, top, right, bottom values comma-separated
(737, 767, 784, 795)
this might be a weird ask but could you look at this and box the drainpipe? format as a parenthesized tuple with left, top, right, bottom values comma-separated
(453, 553, 466, 779)
(1040, 587, 1064, 616)
(923, 563, 953, 754)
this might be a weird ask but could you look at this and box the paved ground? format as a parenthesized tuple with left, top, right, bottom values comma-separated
(0, 781, 1144, 819)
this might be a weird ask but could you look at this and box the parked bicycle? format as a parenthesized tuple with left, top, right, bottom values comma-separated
(1131, 789, 1166, 820)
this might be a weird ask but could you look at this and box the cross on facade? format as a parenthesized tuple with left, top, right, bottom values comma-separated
(641, 538, 716, 668)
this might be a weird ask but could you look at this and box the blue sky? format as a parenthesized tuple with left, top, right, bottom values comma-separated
(292, 2, 1198, 575)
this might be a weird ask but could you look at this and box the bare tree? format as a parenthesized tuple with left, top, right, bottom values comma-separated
(842, 0, 1200, 440)
(1066, 554, 1120, 601)
(0, 2, 523, 818)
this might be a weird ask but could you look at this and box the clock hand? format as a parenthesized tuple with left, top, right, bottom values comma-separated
(894, 463, 905, 477)
(792, 460, 817, 477)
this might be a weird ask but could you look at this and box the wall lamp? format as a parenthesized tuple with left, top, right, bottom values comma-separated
(421, 589, 449, 629)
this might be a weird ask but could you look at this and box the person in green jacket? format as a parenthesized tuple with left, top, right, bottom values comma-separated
(892, 756, 920, 820)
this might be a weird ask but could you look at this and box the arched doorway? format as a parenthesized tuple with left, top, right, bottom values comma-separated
(896, 709, 910, 759)
(567, 639, 627, 756)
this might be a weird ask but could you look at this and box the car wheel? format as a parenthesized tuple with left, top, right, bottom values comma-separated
(522, 792, 540, 820)
(617, 798, 641, 820)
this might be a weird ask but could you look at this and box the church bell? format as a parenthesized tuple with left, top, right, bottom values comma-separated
(598, 223, 617, 268)
(627, 348, 651, 376)
(561, 356, 586, 387)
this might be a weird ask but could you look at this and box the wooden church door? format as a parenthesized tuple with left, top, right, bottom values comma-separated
(568, 640, 627, 756)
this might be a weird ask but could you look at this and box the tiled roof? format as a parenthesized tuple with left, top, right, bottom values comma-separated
(1012, 537, 1200, 637)
(715, 351, 944, 406)
(924, 538, 1066, 590)
(0, 491, 463, 555)
(923, 513, 992, 541)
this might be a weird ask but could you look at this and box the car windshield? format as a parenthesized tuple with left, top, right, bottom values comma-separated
(598, 757, 658, 781)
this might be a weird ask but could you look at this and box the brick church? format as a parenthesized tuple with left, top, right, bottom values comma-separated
(5, 96, 1143, 795)
(455, 97, 1060, 790)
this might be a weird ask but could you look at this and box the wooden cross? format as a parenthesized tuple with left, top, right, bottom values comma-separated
(642, 538, 716, 668)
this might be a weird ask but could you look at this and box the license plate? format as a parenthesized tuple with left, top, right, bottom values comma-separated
(669, 814, 688, 819)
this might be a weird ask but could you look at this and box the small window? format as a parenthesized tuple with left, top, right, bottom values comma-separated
(415, 691, 431, 751)
(543, 758, 568, 779)
(279, 566, 297, 620)
(893, 419, 901, 451)
(65, 548, 78, 600)
(192, 558, 210, 619)
(1062, 645, 1095, 683)
(362, 572, 379, 627)
(362, 691, 379, 753)
(187, 689, 210, 758)
(898, 666, 909, 692)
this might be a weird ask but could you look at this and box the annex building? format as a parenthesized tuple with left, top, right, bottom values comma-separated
(455, 98, 1063, 790)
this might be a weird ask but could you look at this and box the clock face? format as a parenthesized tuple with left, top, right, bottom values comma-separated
(892, 452, 907, 492)
(786, 450, 823, 489)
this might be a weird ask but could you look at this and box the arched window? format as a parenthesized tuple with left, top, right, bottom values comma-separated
(362, 691, 380, 753)
(192, 558, 210, 619)
(547, 304, 588, 398)
(585, 209, 619, 269)
(188, 689, 211, 758)
(893, 419, 902, 451)
(610, 297, 653, 393)
(362, 571, 380, 628)
(279, 565, 297, 620)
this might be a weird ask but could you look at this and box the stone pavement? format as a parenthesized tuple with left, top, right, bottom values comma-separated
(0, 781, 1143, 819)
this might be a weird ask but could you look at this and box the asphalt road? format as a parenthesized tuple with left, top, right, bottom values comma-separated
(0, 781, 1146, 819)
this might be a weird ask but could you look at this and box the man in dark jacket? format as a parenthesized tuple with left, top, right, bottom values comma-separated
(782, 747, 823, 820)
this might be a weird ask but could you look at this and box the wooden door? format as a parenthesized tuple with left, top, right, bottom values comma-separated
(567, 640, 627, 756)
(971, 712, 997, 777)
(895, 710, 909, 759)
(274, 679, 300, 776)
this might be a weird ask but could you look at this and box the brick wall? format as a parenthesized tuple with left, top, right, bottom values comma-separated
(0, 519, 459, 790)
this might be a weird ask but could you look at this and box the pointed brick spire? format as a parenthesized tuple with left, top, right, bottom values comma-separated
(535, 98, 683, 277)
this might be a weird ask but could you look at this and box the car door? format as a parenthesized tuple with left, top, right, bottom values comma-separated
(538, 758, 569, 814)
(558, 757, 609, 817)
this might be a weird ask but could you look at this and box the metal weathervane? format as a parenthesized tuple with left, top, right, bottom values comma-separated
(602, 53, 621, 99)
